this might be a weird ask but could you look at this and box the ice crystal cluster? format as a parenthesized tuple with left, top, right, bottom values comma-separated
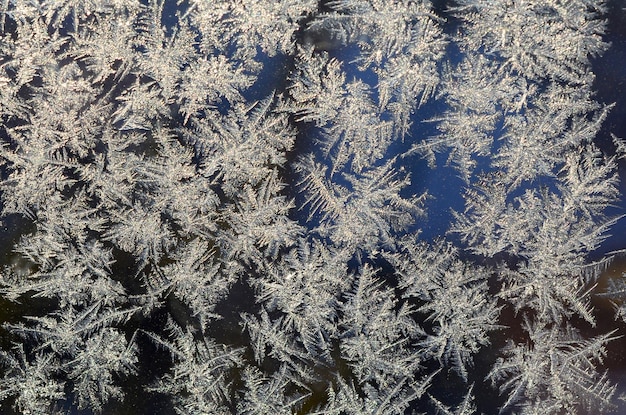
(0, 1, 624, 414)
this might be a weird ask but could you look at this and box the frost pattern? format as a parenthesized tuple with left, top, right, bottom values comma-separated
(0, 0, 623, 414)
